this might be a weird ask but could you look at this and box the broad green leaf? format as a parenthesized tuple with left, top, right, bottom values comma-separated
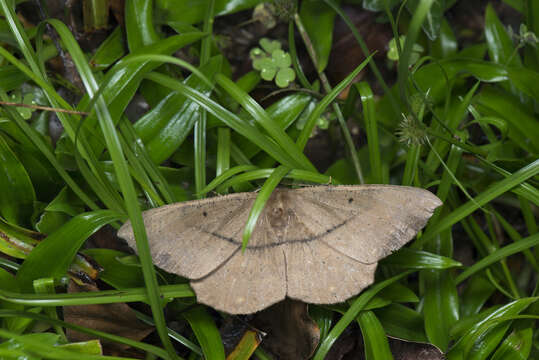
(448, 298, 537, 359)
(89, 26, 125, 71)
(362, 0, 400, 11)
(407, 0, 444, 41)
(491, 327, 533, 360)
(300, 0, 337, 72)
(155, 0, 263, 25)
(16, 210, 123, 292)
(460, 275, 495, 318)
(422, 230, 459, 351)
(485, 4, 521, 66)
(431, 19, 458, 58)
(375, 303, 428, 342)
(81, 248, 146, 289)
(135, 56, 222, 164)
(0, 134, 35, 227)
(125, 0, 160, 52)
(475, 86, 539, 153)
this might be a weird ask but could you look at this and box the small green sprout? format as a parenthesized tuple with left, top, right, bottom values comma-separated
(508, 23, 538, 48)
(250, 38, 296, 88)
(387, 35, 424, 65)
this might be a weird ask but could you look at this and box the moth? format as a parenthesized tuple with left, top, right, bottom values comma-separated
(118, 185, 442, 314)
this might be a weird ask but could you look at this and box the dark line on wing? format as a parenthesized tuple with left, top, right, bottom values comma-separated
(200, 218, 351, 250)
(191, 247, 241, 281)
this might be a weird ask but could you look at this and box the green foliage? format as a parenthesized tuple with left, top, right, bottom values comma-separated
(0, 0, 537, 359)
(387, 35, 424, 64)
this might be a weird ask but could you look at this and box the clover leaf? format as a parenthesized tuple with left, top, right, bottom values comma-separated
(259, 38, 281, 53)
(10, 91, 35, 120)
(250, 38, 296, 88)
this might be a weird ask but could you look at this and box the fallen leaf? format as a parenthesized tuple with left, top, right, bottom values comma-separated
(63, 281, 154, 357)
(252, 299, 320, 360)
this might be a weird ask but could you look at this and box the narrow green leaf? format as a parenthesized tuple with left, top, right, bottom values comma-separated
(216, 74, 316, 172)
(296, 54, 374, 150)
(44, 18, 180, 358)
(456, 233, 539, 284)
(357, 82, 382, 183)
(313, 271, 413, 359)
(382, 248, 462, 269)
(421, 159, 539, 244)
(0, 328, 128, 360)
(357, 311, 393, 360)
(144, 72, 302, 169)
(81, 249, 145, 289)
(242, 166, 290, 248)
(0, 284, 194, 306)
(397, 0, 434, 101)
(299, 0, 337, 73)
(182, 306, 225, 360)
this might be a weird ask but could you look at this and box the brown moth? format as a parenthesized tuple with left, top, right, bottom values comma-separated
(117, 185, 442, 314)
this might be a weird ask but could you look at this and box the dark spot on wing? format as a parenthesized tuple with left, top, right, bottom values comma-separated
(156, 252, 171, 265)
(348, 197, 354, 203)
(202, 211, 208, 217)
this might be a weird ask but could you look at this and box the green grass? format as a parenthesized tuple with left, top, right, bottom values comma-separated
(0, 0, 538, 359)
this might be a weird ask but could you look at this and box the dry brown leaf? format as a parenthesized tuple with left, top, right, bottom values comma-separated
(63, 281, 154, 356)
(252, 299, 320, 360)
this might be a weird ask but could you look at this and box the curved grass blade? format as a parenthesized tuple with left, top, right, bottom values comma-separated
(0, 284, 194, 306)
(216, 74, 315, 172)
(44, 18, 180, 359)
(242, 166, 290, 248)
(296, 54, 374, 151)
(455, 233, 539, 284)
(420, 159, 539, 245)
(357, 82, 382, 184)
(357, 311, 393, 359)
(16, 210, 123, 292)
(313, 271, 413, 360)
(182, 306, 225, 360)
(0, 309, 170, 359)
(382, 248, 462, 269)
(0, 328, 135, 360)
(144, 72, 304, 169)
(397, 0, 434, 102)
